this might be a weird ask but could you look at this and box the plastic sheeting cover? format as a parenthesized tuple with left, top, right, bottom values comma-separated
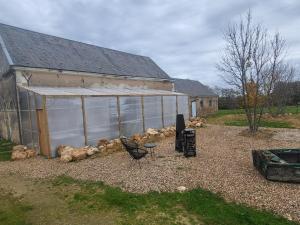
(177, 96, 189, 120)
(18, 88, 40, 150)
(84, 97, 119, 145)
(143, 96, 163, 129)
(163, 96, 177, 127)
(47, 97, 85, 157)
(119, 96, 143, 137)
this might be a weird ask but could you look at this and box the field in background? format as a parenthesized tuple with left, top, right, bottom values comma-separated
(207, 106, 300, 129)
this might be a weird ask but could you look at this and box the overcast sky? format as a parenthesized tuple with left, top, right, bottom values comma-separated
(0, 0, 299, 87)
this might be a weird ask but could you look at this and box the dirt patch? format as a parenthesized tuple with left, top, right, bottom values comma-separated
(239, 128, 276, 139)
(0, 174, 119, 225)
(0, 125, 299, 222)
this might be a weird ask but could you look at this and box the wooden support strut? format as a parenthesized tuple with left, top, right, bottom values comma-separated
(42, 96, 51, 158)
(81, 96, 88, 146)
(176, 95, 179, 115)
(116, 96, 121, 137)
(27, 90, 34, 148)
(161, 96, 164, 128)
(141, 96, 145, 133)
(15, 86, 23, 144)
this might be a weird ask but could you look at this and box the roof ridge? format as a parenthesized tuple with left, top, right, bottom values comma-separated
(0, 22, 150, 59)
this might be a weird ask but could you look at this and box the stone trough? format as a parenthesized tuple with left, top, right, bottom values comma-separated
(252, 149, 300, 183)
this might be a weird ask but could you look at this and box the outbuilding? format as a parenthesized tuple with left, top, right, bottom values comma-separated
(173, 78, 218, 117)
(0, 23, 189, 157)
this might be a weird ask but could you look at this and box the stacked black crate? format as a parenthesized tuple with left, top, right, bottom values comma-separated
(182, 128, 196, 157)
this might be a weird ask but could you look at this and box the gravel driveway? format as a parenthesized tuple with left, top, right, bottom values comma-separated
(0, 125, 299, 222)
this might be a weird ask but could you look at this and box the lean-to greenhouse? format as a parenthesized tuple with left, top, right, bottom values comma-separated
(18, 86, 189, 158)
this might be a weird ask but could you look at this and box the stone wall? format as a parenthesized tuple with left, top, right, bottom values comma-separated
(15, 69, 173, 91)
(190, 96, 218, 117)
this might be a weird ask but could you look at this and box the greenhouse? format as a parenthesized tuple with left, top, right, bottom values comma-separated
(17, 86, 189, 158)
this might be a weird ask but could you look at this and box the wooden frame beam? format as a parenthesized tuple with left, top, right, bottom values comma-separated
(81, 96, 88, 146)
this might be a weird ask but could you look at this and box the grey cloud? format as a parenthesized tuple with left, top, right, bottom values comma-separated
(0, 0, 299, 87)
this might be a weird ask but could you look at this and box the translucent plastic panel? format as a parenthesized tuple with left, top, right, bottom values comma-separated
(84, 97, 119, 145)
(32, 131, 40, 150)
(19, 88, 29, 110)
(163, 96, 177, 127)
(119, 97, 143, 137)
(22, 129, 33, 148)
(143, 96, 163, 129)
(47, 97, 84, 157)
(20, 110, 31, 130)
(177, 96, 189, 120)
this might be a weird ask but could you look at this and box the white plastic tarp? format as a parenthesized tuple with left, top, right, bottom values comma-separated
(143, 96, 163, 129)
(84, 97, 119, 145)
(177, 95, 189, 120)
(119, 96, 143, 137)
(163, 96, 177, 127)
(46, 97, 85, 157)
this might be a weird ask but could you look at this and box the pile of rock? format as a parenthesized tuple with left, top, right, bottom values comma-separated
(58, 145, 99, 163)
(97, 138, 123, 155)
(11, 145, 36, 161)
(129, 126, 176, 145)
(58, 126, 177, 162)
(187, 117, 206, 128)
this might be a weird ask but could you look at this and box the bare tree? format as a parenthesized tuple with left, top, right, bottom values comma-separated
(217, 11, 292, 133)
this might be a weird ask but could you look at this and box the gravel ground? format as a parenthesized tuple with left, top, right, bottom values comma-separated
(0, 125, 299, 222)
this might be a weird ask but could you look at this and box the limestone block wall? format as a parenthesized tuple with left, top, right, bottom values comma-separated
(15, 69, 173, 91)
(190, 96, 218, 117)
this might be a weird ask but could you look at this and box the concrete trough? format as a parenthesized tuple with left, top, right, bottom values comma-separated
(252, 149, 300, 183)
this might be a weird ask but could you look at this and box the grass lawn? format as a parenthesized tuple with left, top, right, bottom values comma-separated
(0, 139, 13, 161)
(224, 119, 294, 128)
(0, 194, 33, 225)
(207, 106, 300, 129)
(1, 175, 297, 225)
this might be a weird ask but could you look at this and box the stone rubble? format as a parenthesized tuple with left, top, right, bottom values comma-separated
(11, 145, 37, 161)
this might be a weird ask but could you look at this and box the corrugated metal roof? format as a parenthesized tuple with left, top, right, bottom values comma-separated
(0, 23, 170, 80)
(173, 78, 218, 97)
(20, 86, 186, 96)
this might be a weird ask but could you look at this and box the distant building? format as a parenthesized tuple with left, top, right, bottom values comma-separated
(173, 78, 218, 117)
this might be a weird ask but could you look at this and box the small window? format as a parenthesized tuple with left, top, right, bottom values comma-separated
(200, 100, 204, 107)
(209, 100, 212, 107)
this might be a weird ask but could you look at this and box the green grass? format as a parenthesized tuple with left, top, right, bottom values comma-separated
(224, 119, 295, 128)
(52, 175, 299, 225)
(0, 194, 33, 225)
(213, 105, 299, 118)
(0, 139, 13, 161)
(208, 108, 245, 118)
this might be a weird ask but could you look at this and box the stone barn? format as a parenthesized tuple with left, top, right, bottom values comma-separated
(173, 78, 218, 117)
(0, 23, 189, 157)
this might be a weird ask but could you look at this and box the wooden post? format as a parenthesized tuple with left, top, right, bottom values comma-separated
(27, 90, 34, 148)
(43, 96, 51, 158)
(81, 96, 88, 146)
(188, 96, 191, 120)
(161, 96, 165, 127)
(176, 95, 179, 115)
(141, 96, 145, 133)
(15, 86, 23, 144)
(116, 96, 121, 137)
